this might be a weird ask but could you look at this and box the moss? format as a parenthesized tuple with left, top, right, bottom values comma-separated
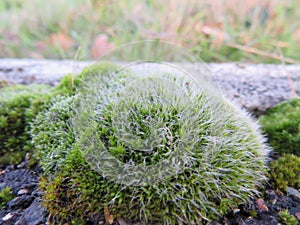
(55, 62, 117, 95)
(39, 148, 106, 224)
(32, 63, 270, 224)
(31, 95, 76, 172)
(259, 98, 300, 156)
(269, 154, 300, 191)
(31, 62, 117, 173)
(278, 209, 298, 225)
(0, 187, 15, 208)
(0, 62, 115, 168)
(0, 84, 52, 167)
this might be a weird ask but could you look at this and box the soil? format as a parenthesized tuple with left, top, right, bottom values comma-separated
(0, 159, 299, 225)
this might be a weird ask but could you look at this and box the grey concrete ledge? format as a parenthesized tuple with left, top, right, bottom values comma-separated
(0, 59, 300, 115)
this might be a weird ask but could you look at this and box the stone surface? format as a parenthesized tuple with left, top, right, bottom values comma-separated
(8, 195, 34, 209)
(17, 188, 29, 196)
(0, 169, 38, 194)
(15, 199, 48, 225)
(1, 213, 13, 222)
(1, 59, 300, 115)
(287, 187, 300, 201)
(0, 168, 47, 225)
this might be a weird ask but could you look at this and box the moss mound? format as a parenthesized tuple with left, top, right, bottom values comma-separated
(259, 98, 300, 156)
(0, 84, 52, 166)
(31, 63, 270, 224)
(269, 154, 300, 191)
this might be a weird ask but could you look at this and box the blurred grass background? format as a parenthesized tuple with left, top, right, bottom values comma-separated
(0, 0, 300, 63)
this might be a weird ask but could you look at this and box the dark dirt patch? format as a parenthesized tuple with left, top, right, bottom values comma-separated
(222, 186, 300, 225)
(0, 161, 299, 225)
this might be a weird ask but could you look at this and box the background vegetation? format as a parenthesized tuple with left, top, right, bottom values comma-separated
(1, 0, 300, 63)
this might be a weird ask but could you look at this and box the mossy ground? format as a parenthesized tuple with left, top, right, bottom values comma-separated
(258, 99, 300, 225)
(0, 63, 103, 168)
(259, 98, 300, 157)
(1, 64, 300, 224)
(5, 63, 300, 224)
(0, 84, 52, 167)
(268, 154, 300, 191)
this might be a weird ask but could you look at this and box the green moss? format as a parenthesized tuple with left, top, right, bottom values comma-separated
(31, 95, 76, 172)
(0, 187, 15, 208)
(0, 84, 52, 166)
(32, 63, 270, 224)
(55, 62, 117, 95)
(259, 98, 300, 156)
(40, 148, 107, 224)
(0, 62, 115, 168)
(269, 154, 300, 191)
(30, 62, 117, 173)
(278, 209, 298, 225)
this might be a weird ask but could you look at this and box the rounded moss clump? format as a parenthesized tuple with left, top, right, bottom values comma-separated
(0, 84, 52, 166)
(269, 154, 300, 191)
(259, 98, 300, 156)
(32, 63, 270, 224)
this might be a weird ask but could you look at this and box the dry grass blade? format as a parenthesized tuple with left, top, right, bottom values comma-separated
(277, 46, 297, 97)
(226, 43, 299, 64)
(104, 205, 115, 225)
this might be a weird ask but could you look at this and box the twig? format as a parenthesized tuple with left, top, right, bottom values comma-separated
(225, 43, 299, 64)
(277, 46, 297, 97)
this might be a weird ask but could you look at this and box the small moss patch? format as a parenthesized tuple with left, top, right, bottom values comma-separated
(0, 84, 52, 166)
(259, 98, 300, 156)
(0, 187, 14, 208)
(269, 154, 300, 191)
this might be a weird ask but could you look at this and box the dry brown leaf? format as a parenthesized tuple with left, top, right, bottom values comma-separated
(49, 33, 73, 50)
(275, 26, 284, 35)
(256, 198, 268, 212)
(104, 205, 114, 225)
(91, 34, 115, 59)
(292, 28, 300, 44)
(36, 41, 46, 51)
